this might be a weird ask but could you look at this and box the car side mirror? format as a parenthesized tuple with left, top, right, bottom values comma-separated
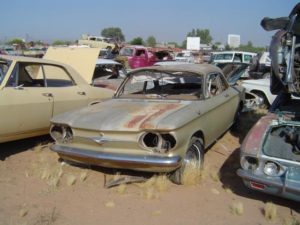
(261, 17, 290, 31)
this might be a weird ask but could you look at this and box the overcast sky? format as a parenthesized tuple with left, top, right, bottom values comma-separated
(1, 0, 298, 46)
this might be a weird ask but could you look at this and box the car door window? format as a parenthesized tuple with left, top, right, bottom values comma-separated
(206, 73, 227, 97)
(6, 63, 46, 87)
(43, 65, 74, 87)
(243, 54, 253, 63)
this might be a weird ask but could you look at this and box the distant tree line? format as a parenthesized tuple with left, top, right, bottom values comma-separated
(5, 27, 268, 53)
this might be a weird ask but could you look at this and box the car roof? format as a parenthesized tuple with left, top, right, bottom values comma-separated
(213, 51, 257, 55)
(95, 58, 122, 66)
(0, 54, 67, 65)
(129, 63, 223, 76)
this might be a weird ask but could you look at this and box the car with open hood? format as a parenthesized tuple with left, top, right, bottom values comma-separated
(0, 55, 114, 143)
(49, 64, 243, 184)
(237, 3, 300, 202)
(44, 47, 127, 91)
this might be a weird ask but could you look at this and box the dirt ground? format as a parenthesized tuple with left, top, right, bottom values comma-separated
(0, 111, 299, 225)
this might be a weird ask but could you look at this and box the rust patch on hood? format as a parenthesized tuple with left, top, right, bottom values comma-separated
(126, 103, 182, 130)
(127, 114, 148, 128)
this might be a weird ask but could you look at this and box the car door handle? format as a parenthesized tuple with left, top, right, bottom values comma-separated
(42, 93, 53, 97)
(224, 94, 229, 98)
(77, 91, 86, 96)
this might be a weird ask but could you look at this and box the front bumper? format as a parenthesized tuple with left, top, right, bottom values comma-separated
(51, 144, 182, 173)
(237, 169, 300, 202)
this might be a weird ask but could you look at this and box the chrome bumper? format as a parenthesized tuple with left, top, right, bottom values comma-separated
(237, 169, 300, 201)
(50, 144, 182, 173)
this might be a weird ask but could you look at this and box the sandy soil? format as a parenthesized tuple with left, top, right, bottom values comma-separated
(0, 112, 299, 225)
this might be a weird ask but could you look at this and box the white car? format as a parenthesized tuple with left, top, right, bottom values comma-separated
(212, 51, 257, 64)
(241, 79, 275, 107)
(175, 52, 194, 63)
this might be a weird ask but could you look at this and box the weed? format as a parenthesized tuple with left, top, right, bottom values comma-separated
(66, 174, 77, 186)
(264, 202, 277, 222)
(230, 202, 244, 216)
(105, 201, 115, 208)
(181, 160, 202, 186)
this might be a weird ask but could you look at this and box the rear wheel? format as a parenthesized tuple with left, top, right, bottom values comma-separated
(169, 137, 204, 184)
(253, 91, 269, 109)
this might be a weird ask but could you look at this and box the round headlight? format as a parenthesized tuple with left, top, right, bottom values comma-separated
(241, 156, 258, 171)
(50, 125, 73, 143)
(50, 125, 64, 142)
(140, 132, 176, 153)
(263, 161, 280, 176)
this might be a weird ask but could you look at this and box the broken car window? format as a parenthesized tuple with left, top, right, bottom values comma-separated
(118, 70, 202, 100)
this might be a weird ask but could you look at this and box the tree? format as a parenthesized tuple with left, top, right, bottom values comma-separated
(225, 44, 232, 50)
(52, 40, 72, 46)
(7, 38, 24, 45)
(130, 37, 144, 45)
(186, 28, 213, 45)
(101, 27, 125, 42)
(238, 41, 265, 53)
(146, 36, 156, 47)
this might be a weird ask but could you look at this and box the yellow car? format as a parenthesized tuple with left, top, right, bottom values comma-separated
(0, 55, 114, 143)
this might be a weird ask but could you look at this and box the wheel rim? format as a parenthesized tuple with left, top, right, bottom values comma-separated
(183, 143, 201, 169)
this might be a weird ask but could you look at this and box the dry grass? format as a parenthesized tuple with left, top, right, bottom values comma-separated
(137, 175, 171, 199)
(224, 187, 233, 194)
(210, 170, 220, 182)
(181, 160, 202, 186)
(264, 202, 277, 222)
(105, 201, 115, 208)
(283, 217, 300, 225)
(19, 207, 28, 217)
(211, 188, 220, 195)
(116, 183, 127, 195)
(230, 202, 244, 216)
(33, 207, 58, 225)
(40, 163, 64, 188)
(66, 174, 77, 186)
(79, 171, 88, 182)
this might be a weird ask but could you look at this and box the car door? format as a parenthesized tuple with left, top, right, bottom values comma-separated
(203, 72, 239, 143)
(0, 63, 54, 141)
(42, 64, 89, 116)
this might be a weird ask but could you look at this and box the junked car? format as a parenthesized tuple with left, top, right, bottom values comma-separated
(44, 47, 127, 90)
(215, 62, 263, 111)
(50, 64, 243, 184)
(237, 3, 300, 201)
(0, 55, 114, 143)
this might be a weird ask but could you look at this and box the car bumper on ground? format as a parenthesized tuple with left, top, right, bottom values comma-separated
(51, 144, 182, 173)
(237, 169, 300, 202)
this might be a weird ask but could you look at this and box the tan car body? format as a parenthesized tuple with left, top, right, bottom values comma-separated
(0, 55, 114, 143)
(50, 64, 242, 173)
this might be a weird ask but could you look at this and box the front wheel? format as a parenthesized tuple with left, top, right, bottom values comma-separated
(169, 137, 204, 184)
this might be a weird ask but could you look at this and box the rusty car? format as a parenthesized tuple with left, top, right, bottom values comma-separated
(49, 64, 243, 184)
(0, 55, 114, 143)
(237, 3, 300, 201)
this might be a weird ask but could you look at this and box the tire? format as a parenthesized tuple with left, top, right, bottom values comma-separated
(169, 137, 204, 184)
(254, 92, 269, 109)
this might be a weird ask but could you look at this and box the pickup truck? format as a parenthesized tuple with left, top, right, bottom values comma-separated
(116, 46, 157, 69)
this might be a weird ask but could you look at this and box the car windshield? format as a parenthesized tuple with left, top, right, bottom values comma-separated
(119, 48, 134, 56)
(215, 53, 233, 60)
(0, 59, 11, 85)
(116, 70, 203, 100)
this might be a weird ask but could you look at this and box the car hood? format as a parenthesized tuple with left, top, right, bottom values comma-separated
(44, 47, 101, 84)
(51, 99, 194, 132)
(242, 78, 270, 86)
